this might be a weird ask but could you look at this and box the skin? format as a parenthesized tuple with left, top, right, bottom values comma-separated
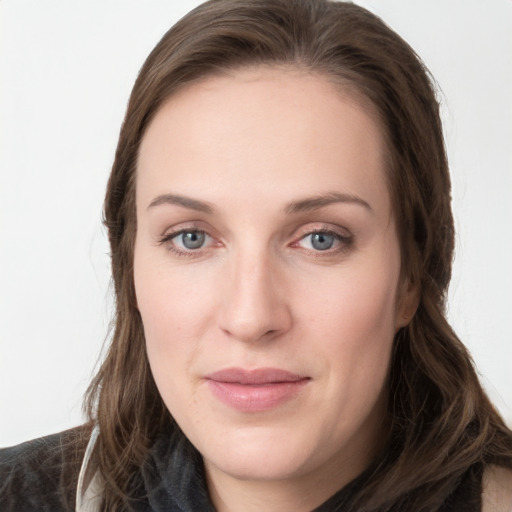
(482, 466, 512, 512)
(134, 66, 417, 512)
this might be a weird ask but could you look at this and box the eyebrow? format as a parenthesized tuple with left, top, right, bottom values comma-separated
(147, 191, 372, 215)
(285, 192, 373, 214)
(147, 193, 214, 213)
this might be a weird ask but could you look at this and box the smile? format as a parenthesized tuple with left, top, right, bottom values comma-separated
(205, 368, 310, 412)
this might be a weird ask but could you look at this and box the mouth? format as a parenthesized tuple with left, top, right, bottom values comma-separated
(205, 368, 310, 412)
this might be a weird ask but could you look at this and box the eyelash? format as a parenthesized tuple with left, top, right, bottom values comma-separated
(291, 228, 353, 256)
(157, 225, 353, 258)
(157, 228, 213, 259)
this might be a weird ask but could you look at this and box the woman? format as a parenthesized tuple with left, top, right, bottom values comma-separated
(1, 0, 511, 510)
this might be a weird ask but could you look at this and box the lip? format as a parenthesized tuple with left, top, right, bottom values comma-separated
(205, 368, 310, 412)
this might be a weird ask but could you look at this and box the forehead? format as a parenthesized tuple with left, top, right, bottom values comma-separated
(137, 66, 390, 217)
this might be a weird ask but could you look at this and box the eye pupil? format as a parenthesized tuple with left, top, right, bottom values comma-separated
(182, 231, 205, 249)
(311, 233, 334, 251)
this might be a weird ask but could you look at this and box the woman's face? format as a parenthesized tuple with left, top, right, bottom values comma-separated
(134, 67, 415, 498)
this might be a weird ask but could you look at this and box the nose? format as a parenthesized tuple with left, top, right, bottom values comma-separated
(218, 250, 292, 344)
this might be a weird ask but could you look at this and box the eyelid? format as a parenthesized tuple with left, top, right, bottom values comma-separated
(156, 221, 353, 258)
(292, 222, 352, 240)
(158, 220, 216, 242)
(290, 223, 353, 254)
(157, 222, 219, 258)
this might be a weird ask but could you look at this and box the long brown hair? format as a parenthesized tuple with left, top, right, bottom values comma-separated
(85, 1, 512, 510)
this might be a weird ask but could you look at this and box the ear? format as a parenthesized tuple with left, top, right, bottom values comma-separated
(394, 276, 420, 331)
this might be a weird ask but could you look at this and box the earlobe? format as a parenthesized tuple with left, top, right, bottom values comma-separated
(395, 277, 420, 330)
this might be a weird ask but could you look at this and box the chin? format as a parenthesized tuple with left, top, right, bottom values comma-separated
(196, 420, 330, 481)
(207, 442, 315, 481)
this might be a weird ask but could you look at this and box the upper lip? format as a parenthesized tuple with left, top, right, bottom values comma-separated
(206, 367, 308, 385)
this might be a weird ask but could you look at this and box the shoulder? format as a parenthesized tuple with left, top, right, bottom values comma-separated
(482, 465, 512, 512)
(0, 425, 92, 512)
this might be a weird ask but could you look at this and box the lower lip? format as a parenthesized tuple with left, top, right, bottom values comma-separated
(206, 379, 309, 412)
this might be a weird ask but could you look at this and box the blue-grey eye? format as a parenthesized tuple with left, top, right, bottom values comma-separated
(310, 232, 335, 251)
(181, 231, 206, 249)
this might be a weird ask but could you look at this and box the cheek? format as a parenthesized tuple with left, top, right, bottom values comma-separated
(134, 261, 217, 424)
(133, 249, 219, 389)
(301, 261, 399, 345)
(296, 252, 400, 399)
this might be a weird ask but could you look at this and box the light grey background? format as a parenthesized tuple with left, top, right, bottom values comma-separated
(1, 0, 511, 447)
